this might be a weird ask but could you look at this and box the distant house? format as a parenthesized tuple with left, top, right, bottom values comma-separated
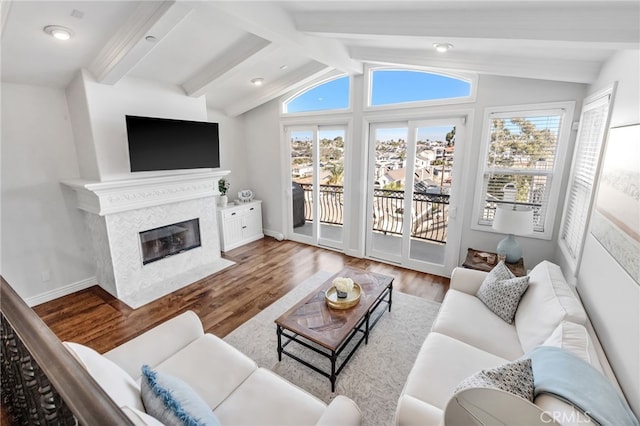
(416, 150, 436, 168)
(292, 164, 313, 177)
(444, 146, 455, 157)
(378, 167, 406, 188)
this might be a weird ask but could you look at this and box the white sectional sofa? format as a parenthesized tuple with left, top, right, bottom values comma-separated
(395, 260, 631, 425)
(63, 310, 362, 426)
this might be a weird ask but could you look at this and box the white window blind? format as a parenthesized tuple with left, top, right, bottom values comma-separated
(559, 89, 613, 265)
(478, 109, 565, 233)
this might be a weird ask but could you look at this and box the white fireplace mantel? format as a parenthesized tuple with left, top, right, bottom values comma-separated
(62, 170, 229, 216)
(61, 169, 233, 309)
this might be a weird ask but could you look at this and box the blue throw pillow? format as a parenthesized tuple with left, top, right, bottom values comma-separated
(140, 365, 220, 426)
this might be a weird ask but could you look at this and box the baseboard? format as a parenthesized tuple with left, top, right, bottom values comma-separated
(263, 229, 284, 241)
(344, 248, 363, 258)
(25, 276, 98, 307)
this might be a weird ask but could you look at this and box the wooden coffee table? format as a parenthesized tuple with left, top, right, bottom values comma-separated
(274, 267, 393, 391)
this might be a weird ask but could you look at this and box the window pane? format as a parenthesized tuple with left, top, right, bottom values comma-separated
(480, 173, 548, 231)
(560, 93, 612, 261)
(487, 115, 561, 170)
(371, 70, 471, 106)
(285, 76, 349, 113)
(474, 103, 573, 238)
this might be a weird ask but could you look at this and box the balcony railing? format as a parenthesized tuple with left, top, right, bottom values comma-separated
(298, 184, 449, 244)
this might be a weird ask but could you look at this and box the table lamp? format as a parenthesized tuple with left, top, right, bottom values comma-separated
(492, 206, 534, 263)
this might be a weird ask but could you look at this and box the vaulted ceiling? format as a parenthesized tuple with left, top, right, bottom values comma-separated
(2, 1, 638, 117)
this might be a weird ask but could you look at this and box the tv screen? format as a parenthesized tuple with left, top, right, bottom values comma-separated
(126, 115, 220, 172)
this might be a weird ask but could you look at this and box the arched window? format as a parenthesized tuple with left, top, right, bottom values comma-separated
(369, 69, 472, 107)
(283, 75, 350, 114)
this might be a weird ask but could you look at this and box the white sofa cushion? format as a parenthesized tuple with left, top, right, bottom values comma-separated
(104, 311, 205, 380)
(316, 395, 362, 426)
(121, 406, 165, 426)
(395, 395, 443, 426)
(63, 342, 145, 412)
(214, 368, 326, 426)
(401, 332, 510, 411)
(154, 334, 257, 410)
(542, 321, 604, 374)
(431, 289, 524, 359)
(515, 261, 588, 353)
(140, 364, 220, 426)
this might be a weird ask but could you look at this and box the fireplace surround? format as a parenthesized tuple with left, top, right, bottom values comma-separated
(62, 170, 233, 308)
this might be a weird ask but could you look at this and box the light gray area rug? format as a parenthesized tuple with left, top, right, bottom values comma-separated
(224, 270, 441, 426)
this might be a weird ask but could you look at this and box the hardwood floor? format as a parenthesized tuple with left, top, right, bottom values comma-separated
(33, 238, 449, 354)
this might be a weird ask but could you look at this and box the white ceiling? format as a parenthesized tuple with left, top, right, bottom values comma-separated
(2, 1, 638, 117)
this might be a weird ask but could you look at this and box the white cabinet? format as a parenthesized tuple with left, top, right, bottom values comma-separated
(217, 200, 263, 252)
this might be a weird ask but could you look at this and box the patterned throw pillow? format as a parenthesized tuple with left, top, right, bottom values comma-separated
(140, 365, 220, 426)
(477, 262, 529, 323)
(454, 358, 534, 402)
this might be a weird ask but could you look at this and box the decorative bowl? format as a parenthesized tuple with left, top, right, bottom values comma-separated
(325, 283, 362, 309)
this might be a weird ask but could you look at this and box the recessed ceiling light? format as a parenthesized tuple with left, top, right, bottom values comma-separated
(43, 25, 74, 41)
(251, 78, 264, 86)
(433, 43, 453, 53)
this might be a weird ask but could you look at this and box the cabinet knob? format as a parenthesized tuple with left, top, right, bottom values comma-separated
(250, 207, 254, 211)
(242, 226, 247, 229)
(231, 212, 236, 215)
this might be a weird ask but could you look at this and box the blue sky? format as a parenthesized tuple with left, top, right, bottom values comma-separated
(286, 77, 350, 112)
(292, 126, 454, 144)
(371, 70, 470, 106)
(375, 126, 454, 143)
(286, 70, 470, 114)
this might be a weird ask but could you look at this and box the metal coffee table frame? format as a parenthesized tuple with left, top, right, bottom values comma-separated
(276, 282, 392, 392)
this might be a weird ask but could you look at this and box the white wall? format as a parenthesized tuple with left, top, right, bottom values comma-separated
(1, 83, 95, 301)
(66, 71, 100, 181)
(241, 74, 587, 268)
(207, 108, 249, 199)
(242, 100, 282, 234)
(68, 71, 209, 181)
(562, 49, 640, 417)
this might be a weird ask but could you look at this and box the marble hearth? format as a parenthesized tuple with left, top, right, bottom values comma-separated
(63, 171, 233, 308)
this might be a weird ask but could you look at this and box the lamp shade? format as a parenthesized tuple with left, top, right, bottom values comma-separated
(492, 207, 534, 236)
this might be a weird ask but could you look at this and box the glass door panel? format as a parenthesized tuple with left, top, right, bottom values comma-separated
(366, 119, 464, 276)
(408, 124, 457, 265)
(290, 130, 314, 240)
(318, 128, 345, 247)
(287, 126, 346, 250)
(368, 125, 408, 264)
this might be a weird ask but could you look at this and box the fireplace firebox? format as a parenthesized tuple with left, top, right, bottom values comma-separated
(140, 219, 201, 265)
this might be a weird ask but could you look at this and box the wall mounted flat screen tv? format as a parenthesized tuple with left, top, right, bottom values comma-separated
(126, 115, 220, 172)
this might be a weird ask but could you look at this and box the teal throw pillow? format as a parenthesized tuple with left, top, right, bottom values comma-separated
(140, 365, 220, 426)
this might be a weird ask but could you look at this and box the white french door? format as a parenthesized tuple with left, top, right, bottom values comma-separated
(365, 118, 466, 276)
(286, 125, 347, 251)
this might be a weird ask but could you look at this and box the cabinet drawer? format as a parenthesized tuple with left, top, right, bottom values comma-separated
(222, 208, 245, 219)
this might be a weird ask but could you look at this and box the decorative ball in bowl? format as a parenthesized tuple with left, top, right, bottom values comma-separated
(325, 277, 362, 309)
